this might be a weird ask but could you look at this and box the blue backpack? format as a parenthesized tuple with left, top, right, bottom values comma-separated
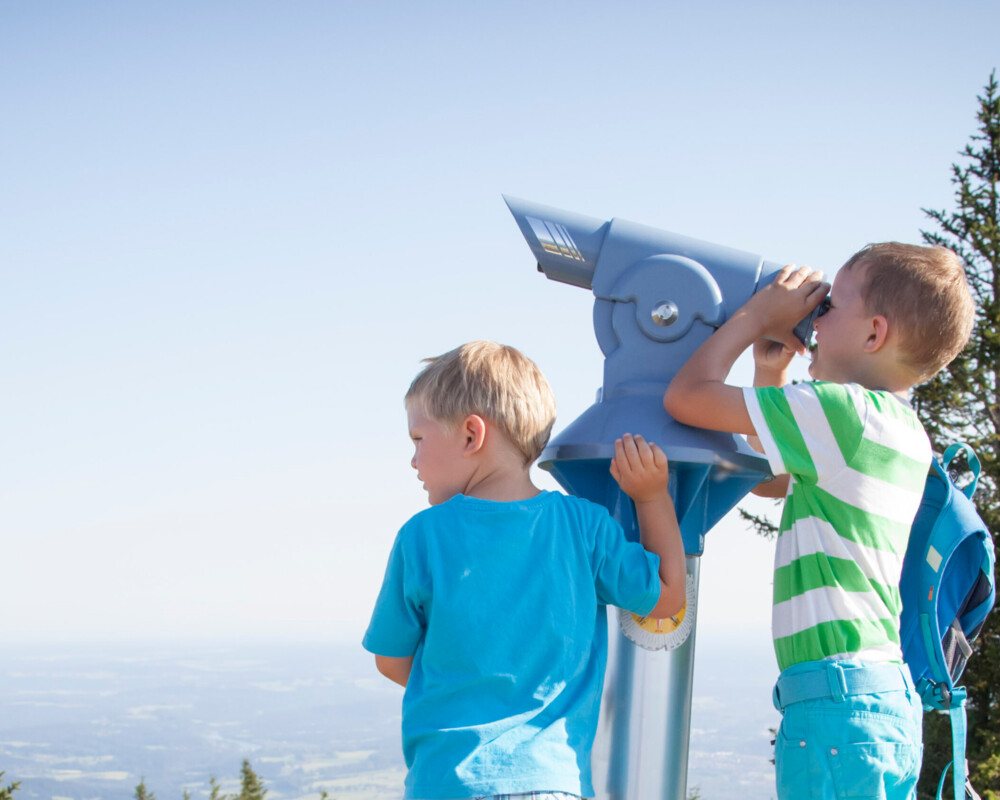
(899, 443, 996, 800)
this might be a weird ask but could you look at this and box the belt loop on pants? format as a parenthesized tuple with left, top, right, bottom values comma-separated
(826, 662, 848, 703)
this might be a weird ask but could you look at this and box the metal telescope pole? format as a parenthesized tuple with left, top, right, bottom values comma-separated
(593, 556, 702, 800)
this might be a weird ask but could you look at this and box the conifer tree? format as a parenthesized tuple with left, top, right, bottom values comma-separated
(134, 777, 156, 800)
(0, 772, 20, 800)
(914, 70, 1000, 800)
(236, 759, 266, 800)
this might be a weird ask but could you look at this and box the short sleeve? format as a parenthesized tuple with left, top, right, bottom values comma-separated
(591, 510, 661, 616)
(362, 529, 426, 657)
(743, 382, 866, 484)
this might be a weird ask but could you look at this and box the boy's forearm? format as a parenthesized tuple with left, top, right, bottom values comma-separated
(753, 363, 790, 389)
(751, 474, 790, 497)
(636, 494, 686, 618)
(684, 309, 763, 383)
(664, 309, 762, 434)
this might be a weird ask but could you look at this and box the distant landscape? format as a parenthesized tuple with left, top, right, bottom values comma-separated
(0, 636, 780, 800)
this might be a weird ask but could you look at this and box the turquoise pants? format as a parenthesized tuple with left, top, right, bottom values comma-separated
(773, 661, 923, 800)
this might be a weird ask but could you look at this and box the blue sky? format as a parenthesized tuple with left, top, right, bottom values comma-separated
(2, 1, 997, 656)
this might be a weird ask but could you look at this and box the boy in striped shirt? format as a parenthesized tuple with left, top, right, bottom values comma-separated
(664, 244, 974, 800)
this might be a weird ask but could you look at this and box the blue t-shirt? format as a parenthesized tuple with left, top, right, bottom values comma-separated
(363, 490, 661, 799)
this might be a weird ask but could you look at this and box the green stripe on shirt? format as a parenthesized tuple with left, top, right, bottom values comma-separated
(774, 553, 872, 602)
(757, 389, 817, 481)
(774, 617, 902, 666)
(850, 436, 931, 486)
(773, 553, 900, 615)
(814, 383, 864, 463)
(778, 486, 911, 555)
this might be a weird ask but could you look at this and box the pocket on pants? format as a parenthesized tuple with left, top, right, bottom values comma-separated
(828, 741, 920, 800)
(775, 724, 815, 800)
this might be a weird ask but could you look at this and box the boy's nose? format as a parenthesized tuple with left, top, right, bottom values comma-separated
(410, 454, 417, 469)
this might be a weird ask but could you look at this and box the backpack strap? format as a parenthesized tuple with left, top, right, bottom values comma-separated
(925, 444, 989, 800)
(942, 443, 980, 499)
(933, 686, 982, 800)
(918, 444, 988, 691)
(918, 489, 964, 691)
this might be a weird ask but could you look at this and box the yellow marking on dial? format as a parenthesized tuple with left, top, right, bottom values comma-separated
(631, 602, 687, 634)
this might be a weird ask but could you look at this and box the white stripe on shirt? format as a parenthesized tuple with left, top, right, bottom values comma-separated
(825, 643, 902, 664)
(786, 383, 848, 480)
(823, 467, 926, 527)
(776, 516, 904, 587)
(773, 584, 894, 640)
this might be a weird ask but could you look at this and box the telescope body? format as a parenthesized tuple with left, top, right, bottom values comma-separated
(506, 195, 816, 555)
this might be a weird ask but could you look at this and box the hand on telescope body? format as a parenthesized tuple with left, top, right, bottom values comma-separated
(744, 264, 828, 355)
(611, 434, 686, 619)
(610, 433, 668, 504)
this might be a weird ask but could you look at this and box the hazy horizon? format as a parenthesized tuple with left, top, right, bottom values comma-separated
(1, 633, 782, 800)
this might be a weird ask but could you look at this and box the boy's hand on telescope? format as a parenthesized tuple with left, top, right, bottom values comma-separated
(745, 264, 828, 353)
(612, 435, 683, 618)
(610, 434, 669, 504)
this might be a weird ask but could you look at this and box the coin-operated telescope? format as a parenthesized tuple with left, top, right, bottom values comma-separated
(505, 196, 825, 800)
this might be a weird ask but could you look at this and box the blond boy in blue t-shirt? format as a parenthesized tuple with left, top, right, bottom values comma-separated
(664, 244, 974, 800)
(365, 341, 687, 800)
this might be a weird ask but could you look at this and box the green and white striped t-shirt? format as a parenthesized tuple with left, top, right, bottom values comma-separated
(743, 381, 932, 671)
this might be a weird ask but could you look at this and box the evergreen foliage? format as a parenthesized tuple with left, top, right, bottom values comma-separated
(13, 761, 338, 800)
(915, 70, 1000, 800)
(737, 501, 779, 540)
(201, 763, 269, 800)
(237, 759, 266, 800)
(135, 777, 156, 800)
(0, 772, 20, 800)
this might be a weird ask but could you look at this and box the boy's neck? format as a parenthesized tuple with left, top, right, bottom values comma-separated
(837, 347, 918, 399)
(463, 442, 541, 503)
(465, 473, 541, 502)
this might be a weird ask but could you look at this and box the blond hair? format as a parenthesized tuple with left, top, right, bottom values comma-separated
(843, 243, 974, 382)
(405, 341, 557, 464)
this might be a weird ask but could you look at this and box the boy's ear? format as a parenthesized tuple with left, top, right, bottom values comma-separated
(865, 314, 890, 353)
(461, 414, 487, 455)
